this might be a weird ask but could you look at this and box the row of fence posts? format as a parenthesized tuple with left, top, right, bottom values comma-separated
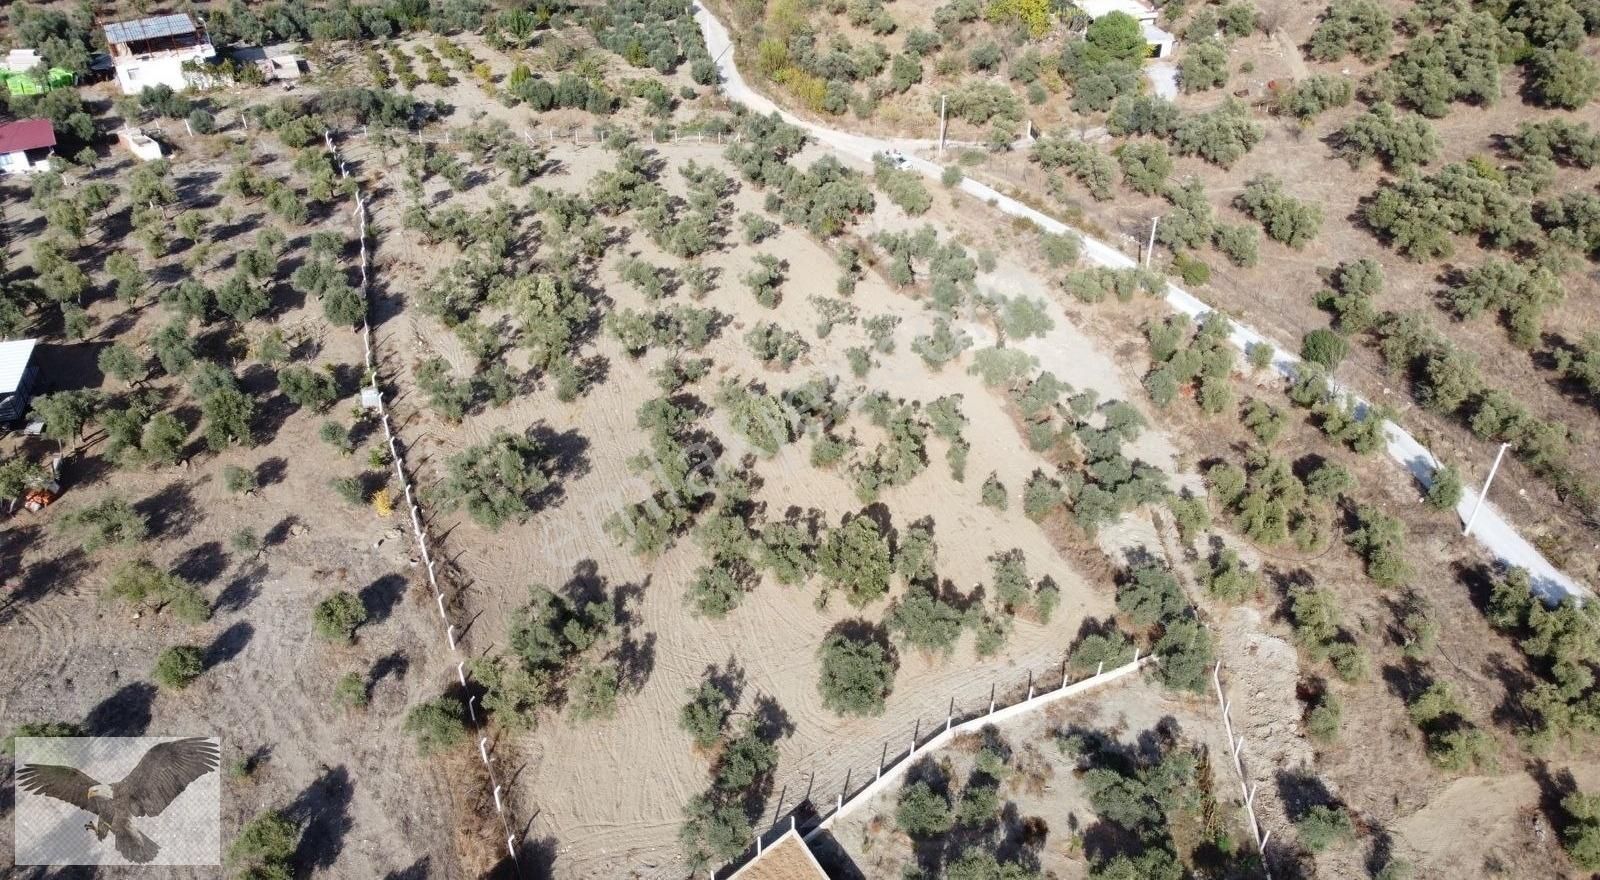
(1212, 661, 1275, 879)
(715, 651, 1150, 877)
(322, 130, 525, 876)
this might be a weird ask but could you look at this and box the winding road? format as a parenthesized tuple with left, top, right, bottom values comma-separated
(692, 2, 1589, 602)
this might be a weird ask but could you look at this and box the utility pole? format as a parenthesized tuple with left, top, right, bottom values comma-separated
(938, 94, 947, 158)
(1144, 216, 1160, 267)
(1462, 442, 1511, 538)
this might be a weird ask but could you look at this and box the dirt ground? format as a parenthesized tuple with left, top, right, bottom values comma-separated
(0, 126, 463, 876)
(363, 135, 1165, 878)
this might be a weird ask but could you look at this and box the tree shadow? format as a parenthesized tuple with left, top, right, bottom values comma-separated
(358, 573, 409, 624)
(284, 764, 355, 874)
(214, 562, 268, 615)
(134, 480, 200, 541)
(382, 856, 431, 880)
(1274, 768, 1340, 823)
(0, 547, 90, 624)
(203, 621, 254, 669)
(83, 682, 157, 736)
(173, 541, 228, 586)
(256, 456, 289, 487)
(264, 515, 301, 547)
(614, 630, 656, 693)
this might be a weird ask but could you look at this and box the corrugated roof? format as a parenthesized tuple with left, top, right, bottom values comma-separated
(0, 119, 54, 155)
(104, 13, 197, 45)
(0, 338, 38, 394)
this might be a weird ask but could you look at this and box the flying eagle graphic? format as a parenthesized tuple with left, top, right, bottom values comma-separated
(17, 737, 219, 863)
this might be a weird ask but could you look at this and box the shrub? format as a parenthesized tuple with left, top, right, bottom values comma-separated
(1117, 563, 1186, 629)
(981, 473, 1008, 509)
(152, 645, 204, 689)
(1528, 48, 1599, 110)
(1346, 505, 1411, 588)
(1425, 463, 1462, 511)
(1300, 329, 1349, 369)
(1296, 804, 1353, 852)
(404, 697, 468, 754)
(312, 591, 368, 643)
(1174, 100, 1263, 168)
(1214, 224, 1259, 267)
(62, 495, 149, 552)
(1336, 104, 1439, 172)
(1564, 791, 1600, 871)
(1237, 176, 1322, 248)
(334, 672, 369, 708)
(1179, 38, 1229, 93)
(436, 431, 551, 528)
(896, 780, 954, 837)
(1277, 75, 1354, 119)
(1196, 547, 1259, 602)
(816, 630, 895, 716)
(229, 811, 299, 874)
(1116, 141, 1173, 196)
(818, 517, 894, 606)
(1307, 0, 1392, 62)
(679, 678, 734, 748)
(1022, 471, 1063, 521)
(1307, 691, 1342, 742)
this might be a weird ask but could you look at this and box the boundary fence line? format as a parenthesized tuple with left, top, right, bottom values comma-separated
(714, 653, 1154, 878)
(322, 129, 525, 877)
(1211, 661, 1275, 879)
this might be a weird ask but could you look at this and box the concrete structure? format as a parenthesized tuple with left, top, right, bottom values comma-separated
(1078, 0, 1177, 58)
(103, 13, 215, 95)
(228, 44, 307, 81)
(115, 127, 164, 161)
(0, 338, 40, 422)
(0, 120, 55, 174)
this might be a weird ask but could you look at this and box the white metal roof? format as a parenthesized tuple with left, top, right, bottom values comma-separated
(1077, 0, 1160, 19)
(0, 338, 37, 394)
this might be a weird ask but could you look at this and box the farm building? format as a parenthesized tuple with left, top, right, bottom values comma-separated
(0, 120, 55, 175)
(0, 338, 40, 422)
(1077, 0, 1177, 58)
(103, 13, 216, 95)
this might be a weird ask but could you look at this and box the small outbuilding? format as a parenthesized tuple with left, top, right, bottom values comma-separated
(115, 127, 165, 161)
(0, 338, 40, 422)
(1077, 0, 1178, 58)
(228, 44, 308, 82)
(0, 120, 55, 175)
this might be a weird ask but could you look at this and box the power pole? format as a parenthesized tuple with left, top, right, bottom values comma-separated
(938, 94, 947, 158)
(1462, 442, 1511, 538)
(1144, 216, 1160, 267)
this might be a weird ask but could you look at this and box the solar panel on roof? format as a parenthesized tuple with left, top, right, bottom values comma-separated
(104, 13, 197, 45)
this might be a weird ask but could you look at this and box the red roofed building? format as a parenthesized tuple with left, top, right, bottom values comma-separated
(0, 119, 55, 174)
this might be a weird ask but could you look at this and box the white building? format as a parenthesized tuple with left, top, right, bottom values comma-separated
(0, 338, 40, 422)
(104, 13, 216, 95)
(1078, 0, 1177, 58)
(0, 119, 55, 175)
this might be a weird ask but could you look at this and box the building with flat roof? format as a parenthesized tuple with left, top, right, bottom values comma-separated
(0, 120, 55, 175)
(103, 13, 215, 95)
